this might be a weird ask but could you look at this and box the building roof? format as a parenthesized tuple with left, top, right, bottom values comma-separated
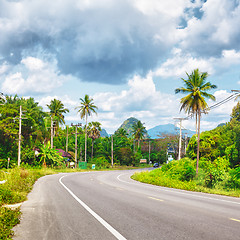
(56, 149, 72, 158)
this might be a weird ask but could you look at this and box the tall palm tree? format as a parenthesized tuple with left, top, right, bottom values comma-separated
(76, 94, 98, 162)
(115, 128, 128, 138)
(88, 121, 102, 160)
(175, 69, 217, 174)
(131, 120, 147, 149)
(47, 98, 69, 130)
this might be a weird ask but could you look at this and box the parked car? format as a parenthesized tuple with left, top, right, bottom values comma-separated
(153, 162, 159, 168)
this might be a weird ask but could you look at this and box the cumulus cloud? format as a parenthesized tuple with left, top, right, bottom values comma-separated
(93, 73, 181, 131)
(0, 0, 210, 85)
(154, 48, 240, 78)
(1, 56, 66, 94)
(180, 0, 240, 57)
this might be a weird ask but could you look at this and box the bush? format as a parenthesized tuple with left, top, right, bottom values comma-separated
(160, 158, 196, 182)
(91, 157, 110, 169)
(0, 207, 21, 239)
(225, 166, 240, 189)
(204, 157, 230, 188)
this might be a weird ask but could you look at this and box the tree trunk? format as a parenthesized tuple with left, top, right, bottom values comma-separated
(85, 115, 88, 162)
(91, 139, 94, 160)
(196, 110, 201, 176)
(195, 112, 198, 136)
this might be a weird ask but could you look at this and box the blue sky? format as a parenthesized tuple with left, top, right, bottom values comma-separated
(0, 0, 240, 134)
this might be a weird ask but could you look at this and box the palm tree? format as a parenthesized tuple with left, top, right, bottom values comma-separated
(131, 120, 147, 149)
(88, 121, 102, 160)
(76, 94, 98, 162)
(175, 69, 217, 174)
(47, 99, 69, 131)
(115, 128, 128, 138)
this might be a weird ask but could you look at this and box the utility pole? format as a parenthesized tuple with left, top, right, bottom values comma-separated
(111, 135, 113, 168)
(66, 125, 68, 152)
(16, 106, 26, 167)
(18, 105, 22, 167)
(71, 123, 82, 168)
(50, 116, 53, 149)
(148, 140, 151, 163)
(174, 117, 187, 160)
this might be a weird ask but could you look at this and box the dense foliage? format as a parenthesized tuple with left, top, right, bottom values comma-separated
(0, 94, 172, 169)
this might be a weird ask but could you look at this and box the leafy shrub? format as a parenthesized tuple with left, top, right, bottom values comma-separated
(204, 157, 230, 188)
(160, 158, 196, 181)
(0, 207, 20, 239)
(91, 157, 110, 169)
(225, 166, 240, 189)
(180, 161, 196, 181)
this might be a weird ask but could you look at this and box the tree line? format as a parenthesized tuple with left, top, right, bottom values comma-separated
(1, 68, 240, 173)
(0, 93, 177, 168)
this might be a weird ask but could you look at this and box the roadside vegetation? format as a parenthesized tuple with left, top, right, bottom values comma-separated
(0, 165, 140, 239)
(1, 69, 240, 238)
(0, 168, 54, 239)
(132, 157, 240, 197)
(133, 69, 240, 198)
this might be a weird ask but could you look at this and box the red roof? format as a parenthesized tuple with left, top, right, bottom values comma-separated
(56, 149, 72, 158)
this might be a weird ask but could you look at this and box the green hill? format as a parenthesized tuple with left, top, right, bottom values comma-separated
(117, 117, 139, 136)
(117, 117, 149, 138)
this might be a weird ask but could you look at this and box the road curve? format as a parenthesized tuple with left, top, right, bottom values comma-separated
(13, 169, 240, 240)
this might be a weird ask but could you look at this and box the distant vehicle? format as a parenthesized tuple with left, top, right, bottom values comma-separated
(153, 162, 159, 168)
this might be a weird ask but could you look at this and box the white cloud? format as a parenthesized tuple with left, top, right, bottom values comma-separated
(0, 62, 10, 75)
(93, 73, 181, 132)
(180, 0, 240, 56)
(154, 48, 240, 78)
(1, 56, 67, 94)
(21, 57, 45, 71)
(2, 72, 25, 93)
(154, 48, 213, 78)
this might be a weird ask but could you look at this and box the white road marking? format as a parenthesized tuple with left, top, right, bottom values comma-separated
(59, 175, 127, 240)
(117, 173, 240, 206)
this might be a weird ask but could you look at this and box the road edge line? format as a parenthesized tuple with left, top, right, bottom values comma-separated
(59, 175, 127, 240)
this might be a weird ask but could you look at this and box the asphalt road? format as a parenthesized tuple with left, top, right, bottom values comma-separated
(13, 169, 240, 240)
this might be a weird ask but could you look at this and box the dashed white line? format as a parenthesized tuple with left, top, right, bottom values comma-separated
(117, 173, 240, 206)
(59, 175, 127, 240)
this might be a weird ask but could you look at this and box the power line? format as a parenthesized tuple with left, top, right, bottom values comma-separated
(209, 93, 238, 110)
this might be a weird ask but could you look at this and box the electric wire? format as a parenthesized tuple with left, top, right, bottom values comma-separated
(209, 93, 238, 110)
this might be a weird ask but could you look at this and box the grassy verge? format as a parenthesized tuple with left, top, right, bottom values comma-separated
(0, 165, 146, 239)
(131, 167, 240, 198)
(0, 168, 58, 239)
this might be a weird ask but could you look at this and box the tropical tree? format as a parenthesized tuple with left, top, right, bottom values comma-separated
(39, 142, 63, 167)
(76, 94, 98, 162)
(47, 98, 69, 125)
(175, 68, 217, 174)
(231, 102, 240, 122)
(115, 128, 128, 138)
(88, 121, 102, 160)
(47, 98, 69, 132)
(131, 120, 147, 149)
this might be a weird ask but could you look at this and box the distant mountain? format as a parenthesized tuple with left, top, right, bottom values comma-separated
(117, 117, 139, 136)
(117, 117, 149, 137)
(100, 129, 109, 137)
(147, 124, 195, 139)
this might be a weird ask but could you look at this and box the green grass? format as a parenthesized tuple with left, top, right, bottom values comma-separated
(131, 168, 240, 198)
(0, 167, 71, 239)
(0, 164, 147, 239)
